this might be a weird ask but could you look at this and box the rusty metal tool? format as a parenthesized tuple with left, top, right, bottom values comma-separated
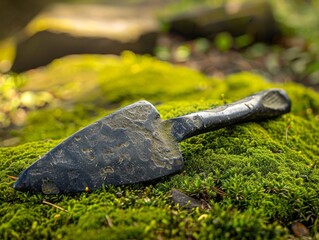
(14, 89, 291, 194)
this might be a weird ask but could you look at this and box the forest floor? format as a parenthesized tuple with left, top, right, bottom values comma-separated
(156, 33, 319, 92)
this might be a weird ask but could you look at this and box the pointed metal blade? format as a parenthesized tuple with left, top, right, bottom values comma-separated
(14, 101, 184, 194)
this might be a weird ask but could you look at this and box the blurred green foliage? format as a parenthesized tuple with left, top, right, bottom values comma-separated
(214, 32, 234, 52)
(273, 0, 319, 49)
(271, 0, 319, 83)
(160, 0, 319, 85)
(0, 74, 54, 129)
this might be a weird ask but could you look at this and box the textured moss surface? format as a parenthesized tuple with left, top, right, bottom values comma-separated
(1, 53, 319, 239)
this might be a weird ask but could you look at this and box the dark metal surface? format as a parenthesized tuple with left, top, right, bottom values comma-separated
(14, 101, 183, 194)
(166, 89, 291, 142)
(14, 89, 291, 194)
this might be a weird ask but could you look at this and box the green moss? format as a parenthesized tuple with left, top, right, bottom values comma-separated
(1, 53, 319, 239)
(97, 51, 210, 103)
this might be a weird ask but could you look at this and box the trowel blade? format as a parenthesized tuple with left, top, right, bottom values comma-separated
(14, 101, 183, 194)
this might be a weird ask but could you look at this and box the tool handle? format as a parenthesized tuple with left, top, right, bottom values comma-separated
(166, 89, 291, 142)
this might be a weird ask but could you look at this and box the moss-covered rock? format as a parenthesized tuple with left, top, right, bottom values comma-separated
(1, 52, 319, 239)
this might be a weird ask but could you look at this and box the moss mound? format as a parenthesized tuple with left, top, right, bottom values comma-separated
(1, 52, 319, 239)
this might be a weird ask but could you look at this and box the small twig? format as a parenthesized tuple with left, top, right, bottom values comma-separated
(200, 199, 212, 210)
(105, 215, 113, 227)
(43, 200, 68, 212)
(286, 125, 292, 143)
(211, 186, 228, 197)
(8, 176, 18, 181)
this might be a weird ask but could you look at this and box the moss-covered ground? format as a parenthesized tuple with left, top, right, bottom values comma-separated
(1, 52, 319, 239)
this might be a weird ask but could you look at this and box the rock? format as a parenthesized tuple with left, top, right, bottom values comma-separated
(11, 3, 159, 72)
(170, 189, 202, 209)
(169, 1, 280, 43)
(291, 222, 309, 238)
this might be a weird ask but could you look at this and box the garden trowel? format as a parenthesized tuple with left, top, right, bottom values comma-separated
(14, 89, 291, 194)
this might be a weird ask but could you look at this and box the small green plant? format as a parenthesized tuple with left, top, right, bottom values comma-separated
(214, 32, 234, 52)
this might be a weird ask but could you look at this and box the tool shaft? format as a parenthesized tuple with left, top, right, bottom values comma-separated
(166, 89, 291, 142)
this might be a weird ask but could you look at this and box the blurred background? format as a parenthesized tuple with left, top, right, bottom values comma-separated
(1, 0, 319, 146)
(1, 0, 319, 82)
(1, 0, 319, 81)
